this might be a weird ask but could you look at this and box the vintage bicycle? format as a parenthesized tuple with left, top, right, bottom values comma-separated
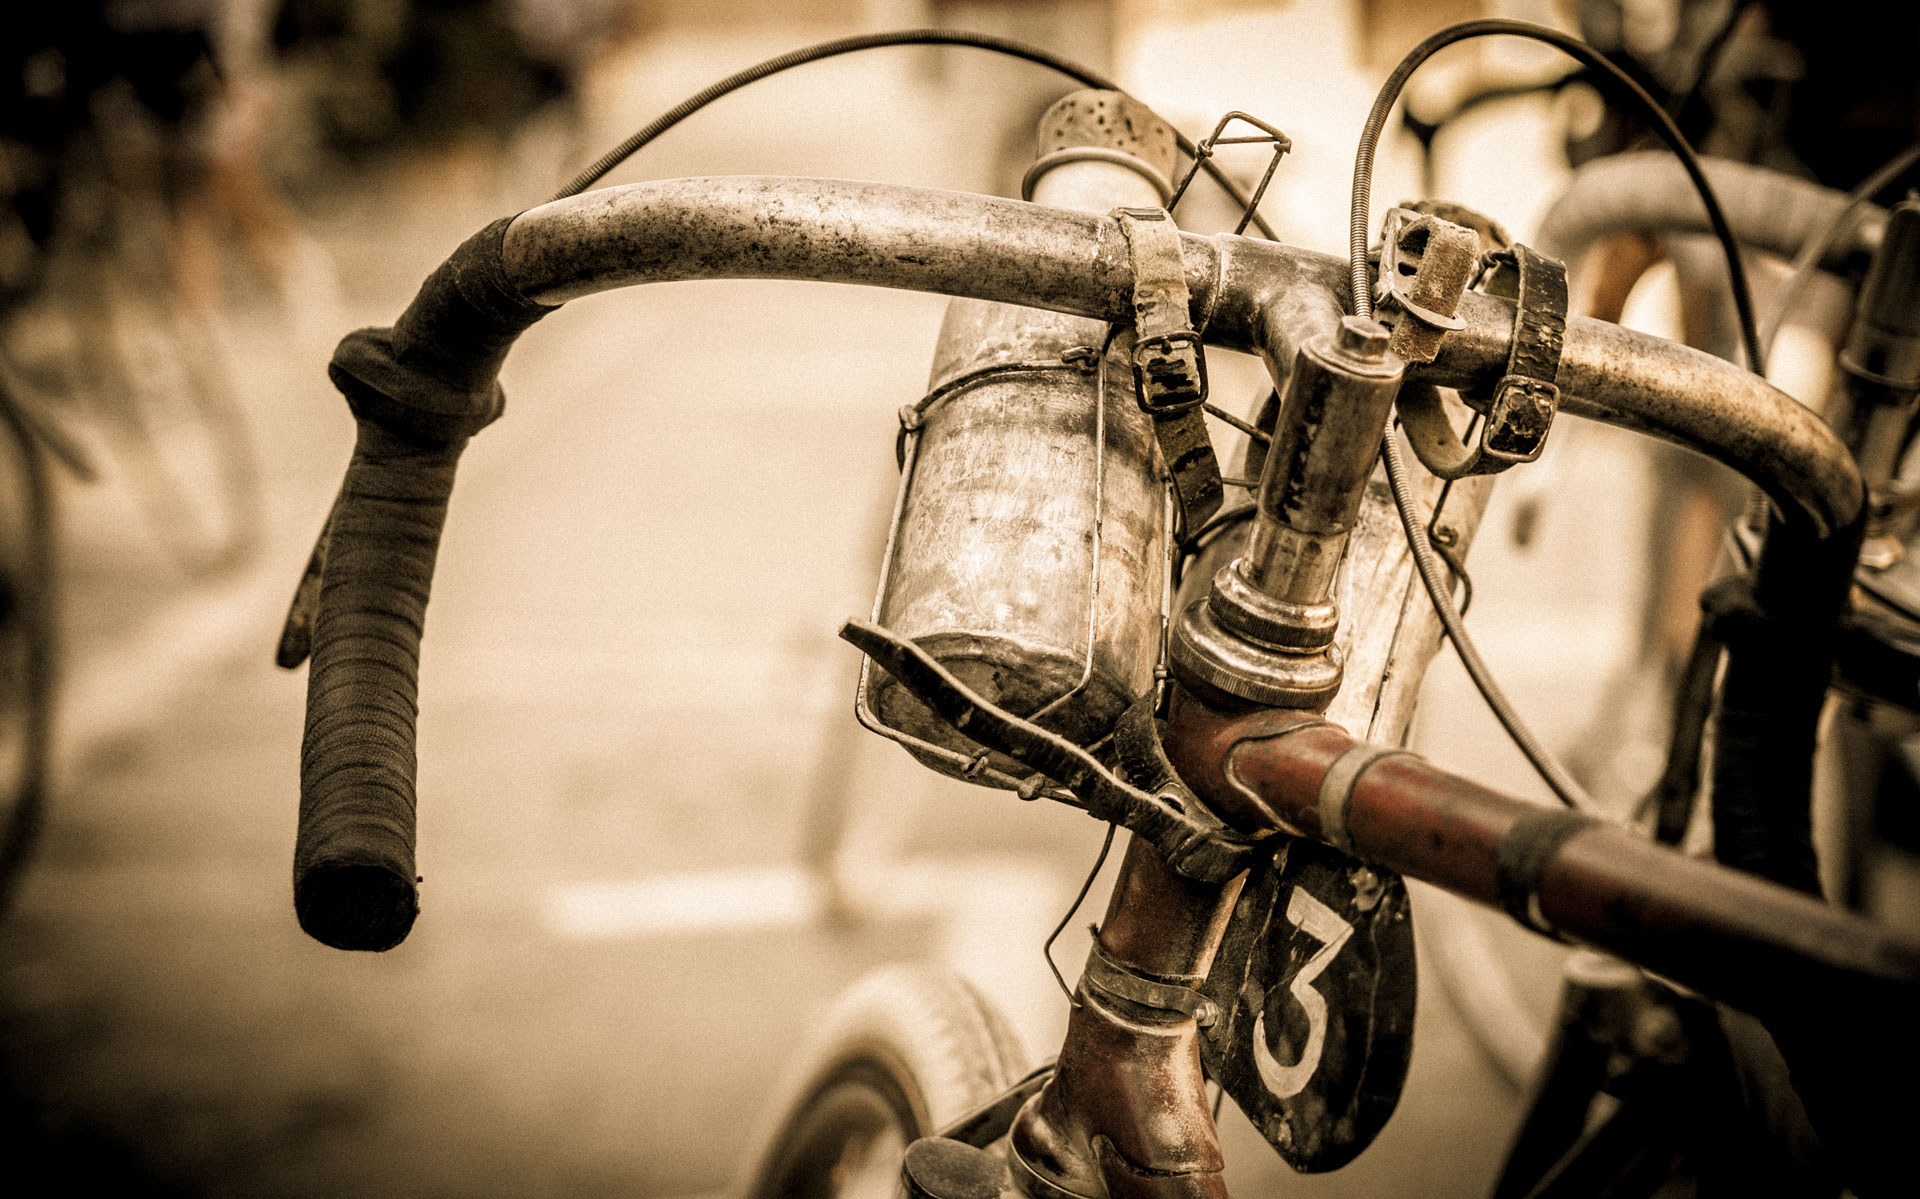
(277, 21, 1919, 1199)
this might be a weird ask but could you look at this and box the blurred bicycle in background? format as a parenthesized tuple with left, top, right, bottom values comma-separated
(0, 1, 609, 911)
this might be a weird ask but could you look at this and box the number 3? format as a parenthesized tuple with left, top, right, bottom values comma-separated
(1252, 886, 1355, 1099)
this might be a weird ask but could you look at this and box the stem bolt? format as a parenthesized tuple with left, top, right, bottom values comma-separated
(1337, 315, 1391, 360)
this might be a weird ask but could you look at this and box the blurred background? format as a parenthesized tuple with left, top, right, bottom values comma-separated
(0, 0, 1909, 1195)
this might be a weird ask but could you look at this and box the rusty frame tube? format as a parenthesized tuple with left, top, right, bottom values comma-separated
(498, 177, 1859, 538)
(1158, 687, 1920, 1013)
(1011, 837, 1241, 1199)
(1159, 683, 1918, 1196)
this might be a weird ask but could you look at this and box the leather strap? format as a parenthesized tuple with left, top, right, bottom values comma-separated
(1398, 242, 1568, 479)
(1494, 808, 1595, 935)
(1115, 207, 1222, 534)
(1497, 244, 1569, 386)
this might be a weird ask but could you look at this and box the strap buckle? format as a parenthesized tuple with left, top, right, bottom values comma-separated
(1479, 373, 1559, 466)
(1396, 240, 1568, 480)
(1131, 330, 1209, 417)
(1113, 205, 1223, 533)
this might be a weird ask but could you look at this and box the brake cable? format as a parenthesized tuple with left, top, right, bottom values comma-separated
(1350, 19, 1771, 813)
(1041, 822, 1115, 1006)
(549, 28, 1279, 241)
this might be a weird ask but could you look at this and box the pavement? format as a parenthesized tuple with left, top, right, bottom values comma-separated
(0, 14, 1682, 1199)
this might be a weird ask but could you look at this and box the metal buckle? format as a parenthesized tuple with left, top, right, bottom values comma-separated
(1114, 204, 1223, 534)
(1480, 374, 1559, 465)
(1131, 330, 1209, 417)
(1395, 240, 1567, 480)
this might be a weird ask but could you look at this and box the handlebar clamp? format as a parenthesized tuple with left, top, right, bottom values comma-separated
(1398, 242, 1568, 479)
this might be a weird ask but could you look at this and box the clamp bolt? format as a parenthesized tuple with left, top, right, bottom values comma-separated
(1337, 316, 1391, 362)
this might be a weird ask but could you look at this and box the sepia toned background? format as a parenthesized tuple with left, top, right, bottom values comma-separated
(0, 1, 1870, 1196)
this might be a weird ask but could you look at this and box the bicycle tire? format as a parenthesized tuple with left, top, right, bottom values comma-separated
(0, 385, 55, 913)
(742, 965, 1029, 1199)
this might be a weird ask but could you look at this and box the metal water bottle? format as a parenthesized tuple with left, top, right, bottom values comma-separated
(863, 91, 1178, 786)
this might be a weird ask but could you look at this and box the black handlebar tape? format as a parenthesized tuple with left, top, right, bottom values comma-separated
(329, 216, 557, 444)
(295, 217, 557, 950)
(1708, 515, 1863, 899)
(295, 420, 462, 950)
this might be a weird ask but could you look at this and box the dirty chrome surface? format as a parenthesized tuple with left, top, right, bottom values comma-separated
(1169, 317, 1406, 710)
(500, 176, 1860, 539)
(868, 94, 1175, 779)
(1429, 292, 1861, 536)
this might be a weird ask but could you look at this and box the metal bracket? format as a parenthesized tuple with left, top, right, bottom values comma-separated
(1164, 110, 1292, 236)
(839, 619, 1258, 882)
(1082, 934, 1220, 1027)
(1374, 207, 1478, 365)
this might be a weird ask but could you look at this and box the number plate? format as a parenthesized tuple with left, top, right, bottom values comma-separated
(1198, 838, 1417, 1172)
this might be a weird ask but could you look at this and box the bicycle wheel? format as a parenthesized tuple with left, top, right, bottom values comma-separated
(0, 387, 54, 912)
(743, 964, 1029, 1199)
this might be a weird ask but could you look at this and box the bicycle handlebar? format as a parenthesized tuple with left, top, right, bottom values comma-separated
(1533, 150, 1888, 273)
(292, 220, 553, 951)
(294, 424, 459, 950)
(502, 177, 1860, 536)
(292, 175, 1860, 950)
